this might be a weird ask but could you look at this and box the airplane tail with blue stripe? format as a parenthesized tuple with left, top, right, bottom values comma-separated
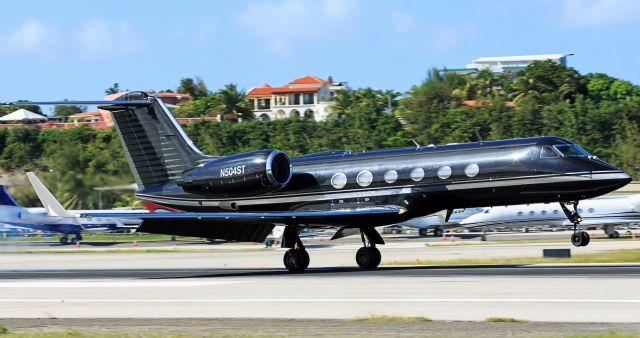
(0, 186, 19, 206)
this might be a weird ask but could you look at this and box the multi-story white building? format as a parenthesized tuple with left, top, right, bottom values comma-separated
(247, 76, 347, 121)
(446, 53, 573, 75)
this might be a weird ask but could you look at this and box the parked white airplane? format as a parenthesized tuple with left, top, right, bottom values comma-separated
(459, 195, 640, 238)
(0, 173, 143, 245)
(399, 208, 485, 236)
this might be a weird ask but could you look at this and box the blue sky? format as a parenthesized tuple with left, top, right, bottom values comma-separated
(1, 0, 639, 102)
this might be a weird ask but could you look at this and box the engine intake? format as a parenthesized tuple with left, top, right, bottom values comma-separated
(176, 150, 293, 197)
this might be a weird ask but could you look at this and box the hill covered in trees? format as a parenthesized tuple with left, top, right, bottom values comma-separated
(1, 61, 639, 207)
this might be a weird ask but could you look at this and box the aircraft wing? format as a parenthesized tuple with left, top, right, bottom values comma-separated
(81, 206, 407, 225)
(81, 206, 407, 242)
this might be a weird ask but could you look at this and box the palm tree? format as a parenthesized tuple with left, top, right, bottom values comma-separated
(215, 83, 253, 121)
(509, 76, 541, 104)
(328, 90, 353, 118)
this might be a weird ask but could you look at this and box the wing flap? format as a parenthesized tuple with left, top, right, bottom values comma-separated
(82, 206, 406, 227)
(137, 220, 274, 242)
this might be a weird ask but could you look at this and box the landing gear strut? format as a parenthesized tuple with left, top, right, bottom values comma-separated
(281, 225, 310, 272)
(71, 233, 82, 245)
(356, 227, 384, 269)
(560, 201, 590, 247)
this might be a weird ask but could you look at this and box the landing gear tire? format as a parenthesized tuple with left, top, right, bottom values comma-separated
(59, 236, 69, 245)
(571, 231, 590, 247)
(70, 237, 78, 245)
(609, 231, 620, 239)
(418, 229, 428, 237)
(283, 249, 309, 272)
(434, 228, 444, 237)
(580, 231, 590, 246)
(561, 202, 589, 247)
(356, 247, 381, 269)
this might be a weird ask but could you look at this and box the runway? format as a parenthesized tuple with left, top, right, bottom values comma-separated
(1, 263, 639, 322)
(1, 237, 639, 323)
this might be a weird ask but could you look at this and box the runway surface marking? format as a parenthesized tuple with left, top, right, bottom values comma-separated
(0, 281, 244, 288)
(1, 298, 638, 303)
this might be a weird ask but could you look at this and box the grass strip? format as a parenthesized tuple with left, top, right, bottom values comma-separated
(485, 317, 527, 323)
(565, 332, 640, 338)
(352, 315, 432, 322)
(0, 247, 271, 254)
(383, 248, 640, 266)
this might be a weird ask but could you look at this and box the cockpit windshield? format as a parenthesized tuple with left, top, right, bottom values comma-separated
(553, 144, 591, 157)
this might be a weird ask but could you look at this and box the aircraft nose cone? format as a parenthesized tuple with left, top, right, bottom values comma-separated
(591, 170, 632, 192)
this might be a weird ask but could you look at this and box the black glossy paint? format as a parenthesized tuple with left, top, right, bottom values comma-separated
(138, 136, 631, 226)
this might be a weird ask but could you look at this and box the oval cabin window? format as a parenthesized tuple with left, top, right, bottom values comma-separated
(356, 171, 373, 187)
(331, 173, 347, 189)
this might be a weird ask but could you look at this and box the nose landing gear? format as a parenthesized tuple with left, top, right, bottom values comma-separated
(560, 201, 590, 247)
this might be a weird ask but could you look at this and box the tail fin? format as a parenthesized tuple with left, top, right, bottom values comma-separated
(26, 172, 74, 217)
(0, 186, 18, 206)
(101, 92, 211, 189)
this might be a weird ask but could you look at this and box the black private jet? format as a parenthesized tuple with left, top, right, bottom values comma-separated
(6, 92, 631, 272)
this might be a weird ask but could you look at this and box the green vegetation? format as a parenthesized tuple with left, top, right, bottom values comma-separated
(0, 328, 200, 337)
(383, 248, 640, 266)
(485, 317, 527, 323)
(352, 315, 432, 322)
(566, 333, 640, 338)
(0, 233, 193, 242)
(0, 325, 7, 334)
(2, 61, 639, 208)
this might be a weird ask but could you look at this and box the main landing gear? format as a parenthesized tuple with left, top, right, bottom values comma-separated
(356, 227, 384, 269)
(560, 201, 590, 247)
(59, 233, 82, 245)
(281, 225, 310, 272)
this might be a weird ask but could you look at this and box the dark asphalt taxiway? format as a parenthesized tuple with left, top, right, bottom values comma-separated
(1, 263, 640, 279)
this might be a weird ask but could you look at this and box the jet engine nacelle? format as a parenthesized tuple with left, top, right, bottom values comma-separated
(176, 150, 293, 197)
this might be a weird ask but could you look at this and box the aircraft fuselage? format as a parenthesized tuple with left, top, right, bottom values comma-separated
(136, 136, 630, 227)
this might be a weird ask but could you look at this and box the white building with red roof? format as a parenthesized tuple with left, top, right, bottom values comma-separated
(247, 75, 347, 121)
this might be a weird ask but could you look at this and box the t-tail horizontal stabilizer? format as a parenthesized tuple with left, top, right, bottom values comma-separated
(26, 172, 74, 218)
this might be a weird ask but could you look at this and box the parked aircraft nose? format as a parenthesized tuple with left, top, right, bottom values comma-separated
(630, 194, 640, 213)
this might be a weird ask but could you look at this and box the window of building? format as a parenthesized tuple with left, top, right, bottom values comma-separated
(303, 93, 314, 104)
(292, 94, 301, 105)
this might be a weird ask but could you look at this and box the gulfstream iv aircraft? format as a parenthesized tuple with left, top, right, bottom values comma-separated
(5, 92, 631, 271)
(460, 195, 640, 237)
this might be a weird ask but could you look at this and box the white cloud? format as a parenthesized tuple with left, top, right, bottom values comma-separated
(4, 20, 57, 54)
(73, 20, 140, 59)
(564, 0, 640, 26)
(238, 0, 358, 56)
(391, 11, 415, 34)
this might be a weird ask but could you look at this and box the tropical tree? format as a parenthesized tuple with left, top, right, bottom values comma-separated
(328, 89, 353, 118)
(509, 75, 542, 104)
(177, 77, 209, 100)
(105, 83, 120, 95)
(214, 83, 253, 121)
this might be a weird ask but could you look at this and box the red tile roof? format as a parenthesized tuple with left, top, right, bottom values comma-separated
(247, 77, 328, 96)
(248, 84, 276, 96)
(69, 111, 103, 118)
(289, 75, 328, 85)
